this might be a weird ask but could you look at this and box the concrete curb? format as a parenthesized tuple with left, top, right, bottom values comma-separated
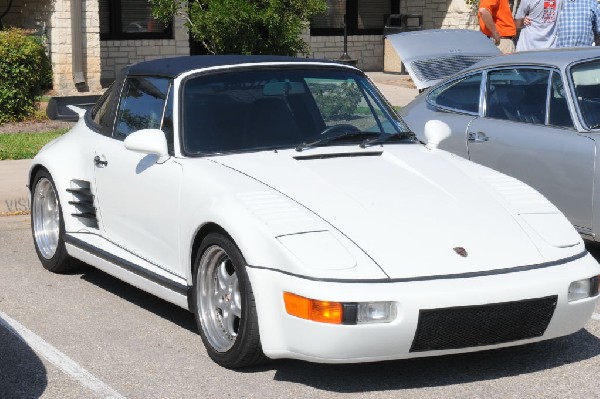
(0, 77, 418, 217)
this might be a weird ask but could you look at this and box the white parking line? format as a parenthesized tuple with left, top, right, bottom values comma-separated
(593, 313, 600, 321)
(0, 311, 126, 399)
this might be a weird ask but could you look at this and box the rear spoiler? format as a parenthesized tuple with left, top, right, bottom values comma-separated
(46, 95, 101, 121)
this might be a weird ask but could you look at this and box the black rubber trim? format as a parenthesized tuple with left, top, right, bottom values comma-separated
(71, 212, 96, 219)
(246, 250, 588, 283)
(294, 151, 383, 161)
(342, 303, 358, 325)
(65, 234, 188, 295)
(590, 275, 599, 297)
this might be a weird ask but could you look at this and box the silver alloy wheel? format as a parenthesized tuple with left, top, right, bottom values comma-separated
(32, 177, 60, 259)
(197, 245, 242, 352)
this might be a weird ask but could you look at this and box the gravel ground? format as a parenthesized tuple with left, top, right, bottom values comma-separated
(0, 120, 75, 134)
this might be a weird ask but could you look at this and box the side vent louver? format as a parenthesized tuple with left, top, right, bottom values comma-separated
(67, 180, 98, 228)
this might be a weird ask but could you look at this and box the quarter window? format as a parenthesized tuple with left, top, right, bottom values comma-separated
(91, 85, 113, 127)
(548, 72, 574, 129)
(90, 85, 118, 136)
(485, 68, 549, 125)
(114, 77, 170, 141)
(428, 73, 482, 114)
(162, 85, 175, 155)
(571, 59, 600, 129)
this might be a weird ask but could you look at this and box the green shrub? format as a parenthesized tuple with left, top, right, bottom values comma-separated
(151, 0, 326, 56)
(0, 29, 52, 124)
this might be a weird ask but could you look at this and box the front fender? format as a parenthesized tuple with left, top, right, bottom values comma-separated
(178, 159, 387, 284)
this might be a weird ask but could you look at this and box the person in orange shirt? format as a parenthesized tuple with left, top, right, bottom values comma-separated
(478, 0, 517, 53)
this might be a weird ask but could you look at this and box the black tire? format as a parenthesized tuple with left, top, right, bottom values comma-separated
(192, 232, 268, 368)
(30, 169, 77, 273)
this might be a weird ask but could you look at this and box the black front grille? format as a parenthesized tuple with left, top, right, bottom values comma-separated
(410, 295, 557, 352)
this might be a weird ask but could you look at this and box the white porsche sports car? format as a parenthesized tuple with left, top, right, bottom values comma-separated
(30, 56, 599, 368)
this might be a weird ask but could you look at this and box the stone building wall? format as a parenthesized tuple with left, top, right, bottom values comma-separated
(100, 15, 189, 85)
(400, 0, 479, 30)
(51, 0, 102, 93)
(305, 35, 384, 71)
(306, 0, 478, 71)
(1, 0, 102, 94)
(1, 0, 479, 93)
(2, 0, 188, 93)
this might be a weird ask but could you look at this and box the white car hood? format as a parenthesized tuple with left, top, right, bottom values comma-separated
(213, 145, 582, 279)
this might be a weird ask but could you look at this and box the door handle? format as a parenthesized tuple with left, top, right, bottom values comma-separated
(468, 131, 489, 142)
(94, 155, 108, 167)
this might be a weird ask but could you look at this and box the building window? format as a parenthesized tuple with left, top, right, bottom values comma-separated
(311, 0, 394, 36)
(100, 0, 173, 40)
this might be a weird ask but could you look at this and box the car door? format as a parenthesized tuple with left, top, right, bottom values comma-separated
(93, 76, 183, 275)
(467, 67, 595, 233)
(422, 73, 484, 159)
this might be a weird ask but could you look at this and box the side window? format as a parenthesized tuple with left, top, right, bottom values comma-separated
(114, 77, 170, 141)
(485, 68, 549, 124)
(428, 73, 482, 114)
(91, 84, 114, 132)
(548, 72, 574, 129)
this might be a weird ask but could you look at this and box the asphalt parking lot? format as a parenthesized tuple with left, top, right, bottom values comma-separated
(1, 214, 600, 399)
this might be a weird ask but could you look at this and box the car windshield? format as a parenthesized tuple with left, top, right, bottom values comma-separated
(570, 59, 600, 129)
(181, 68, 410, 155)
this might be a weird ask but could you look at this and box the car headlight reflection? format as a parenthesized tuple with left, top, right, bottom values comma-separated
(357, 302, 397, 324)
(283, 292, 396, 325)
(568, 275, 599, 302)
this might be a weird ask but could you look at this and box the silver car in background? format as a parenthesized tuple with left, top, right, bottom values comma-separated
(393, 34, 600, 241)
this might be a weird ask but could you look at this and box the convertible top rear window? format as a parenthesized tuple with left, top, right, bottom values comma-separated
(181, 69, 408, 155)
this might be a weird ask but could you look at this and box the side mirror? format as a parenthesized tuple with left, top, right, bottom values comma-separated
(124, 129, 169, 162)
(423, 120, 451, 150)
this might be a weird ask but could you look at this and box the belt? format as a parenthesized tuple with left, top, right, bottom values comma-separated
(489, 35, 514, 39)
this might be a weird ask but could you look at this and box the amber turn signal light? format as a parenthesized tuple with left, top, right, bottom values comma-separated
(283, 292, 343, 324)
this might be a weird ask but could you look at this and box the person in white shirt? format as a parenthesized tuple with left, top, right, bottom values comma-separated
(515, 0, 561, 51)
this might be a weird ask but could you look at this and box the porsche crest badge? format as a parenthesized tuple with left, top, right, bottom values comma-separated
(453, 247, 468, 257)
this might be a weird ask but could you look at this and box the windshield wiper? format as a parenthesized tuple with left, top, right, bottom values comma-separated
(359, 132, 416, 148)
(295, 131, 378, 152)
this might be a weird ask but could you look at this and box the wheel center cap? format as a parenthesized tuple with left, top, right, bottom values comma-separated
(224, 293, 231, 302)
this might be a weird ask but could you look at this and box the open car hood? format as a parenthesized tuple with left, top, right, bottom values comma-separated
(387, 29, 501, 90)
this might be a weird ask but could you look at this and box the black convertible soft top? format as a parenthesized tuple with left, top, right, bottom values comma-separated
(128, 55, 348, 78)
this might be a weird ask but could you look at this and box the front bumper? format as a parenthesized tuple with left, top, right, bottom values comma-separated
(247, 253, 599, 363)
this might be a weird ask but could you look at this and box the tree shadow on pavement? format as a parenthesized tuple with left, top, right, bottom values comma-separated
(0, 318, 47, 398)
(259, 329, 600, 392)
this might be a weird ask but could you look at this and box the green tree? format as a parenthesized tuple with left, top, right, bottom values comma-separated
(150, 0, 326, 56)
